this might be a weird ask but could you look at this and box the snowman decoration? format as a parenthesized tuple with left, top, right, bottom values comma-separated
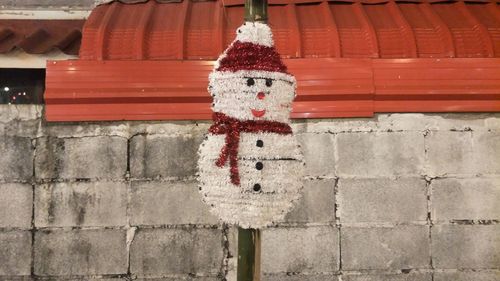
(198, 22, 304, 229)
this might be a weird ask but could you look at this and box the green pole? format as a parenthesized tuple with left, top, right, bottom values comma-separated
(238, 1, 267, 281)
(237, 228, 261, 281)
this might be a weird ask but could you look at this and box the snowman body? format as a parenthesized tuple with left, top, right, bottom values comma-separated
(199, 132, 303, 228)
(197, 22, 304, 229)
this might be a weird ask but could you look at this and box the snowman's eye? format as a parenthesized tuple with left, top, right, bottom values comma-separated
(265, 79, 272, 87)
(247, 78, 255, 86)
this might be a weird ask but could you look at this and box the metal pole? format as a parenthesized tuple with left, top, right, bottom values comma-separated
(237, 228, 261, 281)
(244, 0, 268, 23)
(238, 1, 267, 281)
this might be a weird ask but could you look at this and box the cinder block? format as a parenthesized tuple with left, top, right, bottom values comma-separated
(70, 276, 127, 281)
(341, 226, 430, 270)
(129, 122, 208, 136)
(10, 279, 118, 281)
(0, 136, 33, 181)
(35, 136, 127, 179)
(130, 134, 201, 179)
(342, 273, 432, 281)
(262, 274, 338, 281)
(0, 231, 32, 275)
(298, 133, 335, 177)
(304, 117, 378, 134)
(0, 104, 41, 121)
(434, 271, 500, 281)
(432, 178, 500, 221)
(40, 121, 129, 139)
(377, 113, 430, 131)
(414, 113, 489, 132)
(0, 277, 33, 281)
(285, 179, 335, 223)
(473, 131, 500, 174)
(34, 229, 127, 275)
(485, 115, 500, 131)
(432, 225, 500, 269)
(262, 226, 339, 273)
(129, 181, 218, 226)
(426, 131, 474, 176)
(0, 105, 41, 138)
(0, 119, 39, 139)
(130, 228, 223, 276)
(0, 183, 33, 228)
(32, 279, 122, 281)
(338, 178, 427, 223)
(35, 181, 127, 227)
(134, 275, 219, 281)
(336, 132, 424, 177)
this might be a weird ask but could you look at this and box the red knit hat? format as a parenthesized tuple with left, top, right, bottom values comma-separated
(216, 41, 289, 74)
(214, 22, 289, 74)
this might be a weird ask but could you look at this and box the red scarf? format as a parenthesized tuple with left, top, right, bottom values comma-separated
(209, 112, 293, 186)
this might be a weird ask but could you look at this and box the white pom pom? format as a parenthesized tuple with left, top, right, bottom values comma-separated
(235, 22, 274, 47)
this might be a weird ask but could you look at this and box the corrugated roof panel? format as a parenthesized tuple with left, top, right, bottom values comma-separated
(146, 1, 185, 59)
(78, 0, 500, 60)
(373, 58, 500, 112)
(5, 0, 500, 59)
(223, 6, 244, 47)
(397, 2, 455, 58)
(78, 5, 106, 59)
(329, 2, 379, 58)
(186, 1, 218, 59)
(466, 2, 500, 56)
(45, 0, 500, 121)
(431, 1, 493, 57)
(44, 58, 500, 121)
(363, 3, 412, 58)
(105, 4, 143, 59)
(0, 20, 84, 55)
(296, 2, 331, 58)
(268, 5, 295, 58)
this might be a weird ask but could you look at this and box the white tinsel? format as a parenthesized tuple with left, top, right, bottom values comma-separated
(235, 22, 274, 47)
(209, 71, 296, 123)
(197, 22, 304, 229)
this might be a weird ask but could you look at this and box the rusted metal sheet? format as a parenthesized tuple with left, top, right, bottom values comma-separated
(45, 58, 500, 121)
(78, 0, 500, 60)
(0, 20, 84, 55)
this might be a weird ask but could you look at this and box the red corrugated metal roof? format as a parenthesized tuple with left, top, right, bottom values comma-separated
(0, 20, 84, 55)
(44, 0, 500, 121)
(44, 58, 500, 121)
(80, 0, 500, 60)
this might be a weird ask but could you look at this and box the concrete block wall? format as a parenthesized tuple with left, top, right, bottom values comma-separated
(0, 105, 499, 280)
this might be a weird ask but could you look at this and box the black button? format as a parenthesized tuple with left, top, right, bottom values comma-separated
(256, 140, 264, 147)
(247, 78, 255, 86)
(255, 162, 263, 170)
(253, 184, 261, 192)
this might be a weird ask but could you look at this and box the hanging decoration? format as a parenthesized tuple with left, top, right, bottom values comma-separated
(197, 22, 304, 229)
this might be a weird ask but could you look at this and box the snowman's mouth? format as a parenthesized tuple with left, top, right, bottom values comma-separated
(251, 109, 266, 118)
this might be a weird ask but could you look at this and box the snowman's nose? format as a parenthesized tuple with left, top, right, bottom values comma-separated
(257, 92, 265, 100)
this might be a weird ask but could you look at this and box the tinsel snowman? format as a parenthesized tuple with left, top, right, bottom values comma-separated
(197, 22, 304, 229)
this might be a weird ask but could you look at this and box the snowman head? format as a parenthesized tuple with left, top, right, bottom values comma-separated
(208, 22, 297, 123)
